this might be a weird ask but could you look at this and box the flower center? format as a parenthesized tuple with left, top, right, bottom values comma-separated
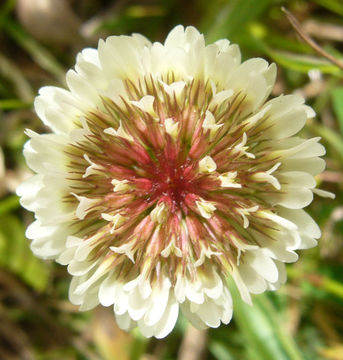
(150, 158, 197, 212)
(65, 76, 279, 276)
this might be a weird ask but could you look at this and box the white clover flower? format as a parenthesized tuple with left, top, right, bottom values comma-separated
(17, 25, 334, 338)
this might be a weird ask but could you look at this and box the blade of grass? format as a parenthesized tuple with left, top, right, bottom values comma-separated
(253, 294, 304, 360)
(0, 54, 34, 101)
(0, 99, 32, 110)
(311, 122, 343, 162)
(3, 19, 66, 83)
(209, 341, 235, 360)
(331, 87, 343, 136)
(321, 277, 343, 299)
(288, 267, 343, 300)
(228, 279, 304, 360)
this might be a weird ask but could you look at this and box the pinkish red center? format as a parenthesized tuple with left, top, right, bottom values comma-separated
(149, 158, 198, 212)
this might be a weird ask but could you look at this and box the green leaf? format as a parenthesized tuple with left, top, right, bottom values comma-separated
(0, 214, 49, 291)
(228, 279, 304, 360)
(0, 0, 16, 22)
(0, 195, 20, 216)
(331, 87, 343, 135)
(203, 0, 272, 43)
(235, 28, 343, 75)
(267, 50, 343, 75)
(313, 0, 343, 16)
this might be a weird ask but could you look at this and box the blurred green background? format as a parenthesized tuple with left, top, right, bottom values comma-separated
(0, 0, 342, 359)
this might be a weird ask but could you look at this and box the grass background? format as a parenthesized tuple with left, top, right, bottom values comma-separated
(0, 0, 342, 359)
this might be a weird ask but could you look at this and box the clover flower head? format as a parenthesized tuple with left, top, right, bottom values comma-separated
(17, 25, 334, 338)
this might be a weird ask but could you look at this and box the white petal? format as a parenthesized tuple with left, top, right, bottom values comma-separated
(174, 274, 186, 303)
(161, 80, 186, 98)
(74, 236, 98, 261)
(98, 36, 146, 80)
(66, 235, 83, 248)
(199, 156, 217, 173)
(83, 154, 101, 178)
(144, 277, 171, 326)
(164, 118, 179, 140)
(281, 157, 325, 176)
(104, 121, 133, 142)
(180, 301, 208, 330)
(244, 249, 279, 283)
(283, 208, 321, 238)
(239, 264, 267, 294)
(215, 287, 233, 324)
(258, 210, 297, 230)
(74, 260, 111, 295)
(110, 243, 135, 262)
(153, 298, 179, 339)
(66, 70, 98, 106)
(113, 285, 129, 315)
(267, 186, 313, 209)
(258, 95, 308, 139)
(139, 278, 152, 299)
(211, 89, 233, 105)
(202, 270, 223, 299)
(297, 234, 318, 249)
(115, 312, 136, 331)
(68, 258, 99, 276)
(195, 300, 221, 328)
(196, 199, 216, 219)
(219, 171, 241, 188)
(34, 86, 81, 134)
(17, 174, 44, 210)
(98, 273, 118, 307)
(72, 193, 98, 220)
(26, 220, 69, 259)
(127, 285, 149, 321)
(150, 203, 168, 223)
(69, 275, 86, 305)
(267, 261, 287, 291)
(278, 171, 316, 188)
(131, 95, 156, 115)
(230, 267, 252, 305)
(313, 188, 335, 199)
(185, 278, 205, 304)
(57, 247, 76, 265)
(79, 288, 100, 311)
